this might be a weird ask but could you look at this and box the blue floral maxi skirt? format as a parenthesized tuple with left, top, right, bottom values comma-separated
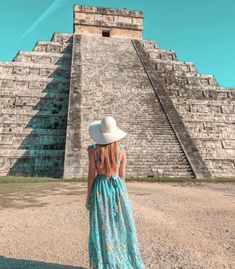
(88, 174, 145, 269)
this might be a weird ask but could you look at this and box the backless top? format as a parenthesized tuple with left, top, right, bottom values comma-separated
(87, 143, 126, 177)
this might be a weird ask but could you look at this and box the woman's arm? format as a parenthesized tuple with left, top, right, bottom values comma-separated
(86, 147, 96, 208)
(118, 149, 127, 182)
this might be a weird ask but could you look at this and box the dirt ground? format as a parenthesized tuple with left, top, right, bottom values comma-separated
(0, 181, 234, 269)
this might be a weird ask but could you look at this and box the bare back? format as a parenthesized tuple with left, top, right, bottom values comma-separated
(93, 143, 126, 180)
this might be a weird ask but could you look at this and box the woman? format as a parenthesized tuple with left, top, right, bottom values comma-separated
(85, 116, 145, 269)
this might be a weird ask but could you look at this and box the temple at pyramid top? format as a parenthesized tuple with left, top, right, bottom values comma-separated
(73, 5, 144, 39)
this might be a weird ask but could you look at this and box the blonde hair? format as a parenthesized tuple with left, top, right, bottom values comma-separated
(97, 141, 119, 175)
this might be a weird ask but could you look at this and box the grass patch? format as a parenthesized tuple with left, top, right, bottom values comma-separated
(126, 176, 235, 183)
(0, 175, 234, 209)
(0, 175, 235, 184)
(0, 180, 86, 209)
(0, 176, 86, 184)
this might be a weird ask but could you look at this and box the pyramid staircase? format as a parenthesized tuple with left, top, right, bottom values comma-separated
(0, 31, 234, 179)
(0, 33, 72, 177)
(139, 40, 235, 177)
(64, 35, 196, 179)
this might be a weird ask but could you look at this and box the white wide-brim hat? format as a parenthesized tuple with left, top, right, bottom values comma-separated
(88, 116, 127, 145)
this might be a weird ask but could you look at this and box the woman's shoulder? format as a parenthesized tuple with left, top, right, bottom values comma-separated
(87, 143, 126, 151)
(87, 143, 97, 151)
(120, 143, 126, 151)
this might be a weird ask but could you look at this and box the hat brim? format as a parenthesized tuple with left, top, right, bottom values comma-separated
(88, 120, 127, 144)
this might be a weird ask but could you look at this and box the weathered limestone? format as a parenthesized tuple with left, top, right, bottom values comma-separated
(0, 33, 72, 177)
(0, 6, 234, 179)
(63, 35, 82, 179)
(140, 40, 235, 177)
(63, 34, 194, 179)
(74, 5, 143, 39)
(132, 39, 211, 179)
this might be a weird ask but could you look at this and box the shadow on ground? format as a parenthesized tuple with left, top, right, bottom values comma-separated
(0, 182, 87, 209)
(0, 256, 86, 269)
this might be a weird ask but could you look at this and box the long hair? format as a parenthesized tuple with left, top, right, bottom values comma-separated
(97, 141, 119, 175)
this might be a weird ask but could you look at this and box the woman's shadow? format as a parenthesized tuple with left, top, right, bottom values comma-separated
(0, 256, 87, 269)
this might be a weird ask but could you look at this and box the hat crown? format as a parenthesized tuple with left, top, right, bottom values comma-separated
(100, 116, 116, 133)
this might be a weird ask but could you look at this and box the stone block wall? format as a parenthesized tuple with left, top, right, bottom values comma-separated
(0, 33, 72, 177)
(66, 35, 194, 179)
(141, 40, 235, 177)
(0, 6, 234, 179)
(74, 5, 143, 39)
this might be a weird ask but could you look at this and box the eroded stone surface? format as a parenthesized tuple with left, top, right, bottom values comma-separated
(0, 6, 234, 179)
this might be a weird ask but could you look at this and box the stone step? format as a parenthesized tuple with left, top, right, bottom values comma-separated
(51, 33, 73, 44)
(127, 171, 193, 177)
(127, 157, 189, 163)
(13, 51, 72, 66)
(122, 126, 174, 131)
(127, 159, 190, 165)
(0, 119, 67, 132)
(132, 132, 176, 137)
(0, 144, 66, 150)
(141, 40, 160, 50)
(121, 120, 173, 125)
(126, 124, 174, 128)
(151, 59, 197, 73)
(173, 86, 234, 101)
(0, 123, 67, 130)
(128, 150, 188, 156)
(141, 42, 219, 88)
(0, 75, 69, 94)
(0, 62, 71, 79)
(0, 109, 68, 117)
(127, 139, 182, 145)
(166, 87, 230, 101)
(122, 130, 178, 136)
(126, 169, 194, 177)
(0, 149, 65, 157)
(0, 107, 68, 115)
(127, 150, 186, 155)
(0, 84, 69, 95)
(0, 154, 65, 175)
(0, 115, 67, 129)
(126, 164, 191, 170)
(127, 159, 190, 167)
(132, 143, 183, 150)
(159, 72, 219, 86)
(157, 69, 212, 83)
(165, 84, 222, 101)
(141, 41, 178, 61)
(166, 84, 222, 93)
(126, 143, 183, 148)
(0, 133, 65, 144)
(0, 87, 69, 95)
(126, 133, 180, 139)
(33, 41, 72, 54)
(0, 127, 66, 135)
(0, 170, 64, 178)
(126, 128, 176, 133)
(0, 89, 69, 98)
(127, 150, 187, 156)
(178, 112, 235, 123)
(146, 50, 177, 61)
(0, 143, 66, 151)
(175, 98, 235, 107)
(0, 96, 68, 109)
(128, 169, 192, 176)
(121, 133, 178, 138)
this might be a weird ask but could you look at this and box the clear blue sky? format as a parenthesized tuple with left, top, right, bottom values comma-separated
(0, 0, 234, 88)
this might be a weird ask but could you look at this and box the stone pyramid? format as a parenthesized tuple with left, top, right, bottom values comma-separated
(0, 5, 234, 179)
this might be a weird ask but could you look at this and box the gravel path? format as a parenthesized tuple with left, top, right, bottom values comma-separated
(0, 181, 234, 269)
